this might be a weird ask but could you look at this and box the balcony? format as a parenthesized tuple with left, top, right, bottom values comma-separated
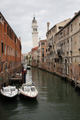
(57, 49, 63, 58)
(47, 47, 50, 51)
(50, 51, 53, 54)
(49, 43, 52, 47)
(70, 50, 72, 55)
(37, 56, 40, 58)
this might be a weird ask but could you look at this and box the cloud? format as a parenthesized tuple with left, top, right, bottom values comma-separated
(0, 0, 80, 53)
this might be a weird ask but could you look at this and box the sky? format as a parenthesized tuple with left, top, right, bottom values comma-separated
(0, 0, 80, 54)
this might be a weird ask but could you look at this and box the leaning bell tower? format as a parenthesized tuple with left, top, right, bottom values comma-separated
(32, 16, 38, 48)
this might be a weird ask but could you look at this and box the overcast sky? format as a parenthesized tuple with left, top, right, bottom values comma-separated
(0, 0, 80, 53)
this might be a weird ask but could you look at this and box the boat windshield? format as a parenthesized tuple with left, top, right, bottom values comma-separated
(22, 86, 30, 92)
(4, 89, 9, 92)
(31, 87, 35, 91)
(10, 88, 15, 92)
(24, 88, 30, 92)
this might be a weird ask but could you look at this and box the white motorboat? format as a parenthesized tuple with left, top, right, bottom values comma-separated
(27, 65, 31, 70)
(19, 82, 38, 98)
(0, 86, 18, 98)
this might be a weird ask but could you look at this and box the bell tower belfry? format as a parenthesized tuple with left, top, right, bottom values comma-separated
(32, 16, 38, 48)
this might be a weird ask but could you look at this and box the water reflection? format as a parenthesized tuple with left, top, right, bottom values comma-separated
(0, 68, 80, 120)
(0, 96, 18, 120)
(26, 69, 32, 83)
(19, 96, 38, 113)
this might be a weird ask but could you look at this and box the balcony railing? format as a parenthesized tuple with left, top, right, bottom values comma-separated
(50, 51, 53, 54)
(49, 43, 52, 47)
(57, 49, 63, 57)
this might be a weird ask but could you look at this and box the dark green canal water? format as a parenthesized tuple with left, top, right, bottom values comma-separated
(0, 67, 80, 120)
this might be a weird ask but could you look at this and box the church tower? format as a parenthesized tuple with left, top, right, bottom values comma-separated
(32, 16, 38, 48)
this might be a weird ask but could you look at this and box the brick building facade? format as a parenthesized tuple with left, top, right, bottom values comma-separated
(0, 12, 21, 87)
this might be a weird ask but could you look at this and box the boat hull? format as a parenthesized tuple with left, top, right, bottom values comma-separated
(27, 66, 31, 70)
(0, 92, 18, 100)
(0, 90, 18, 100)
(19, 90, 38, 99)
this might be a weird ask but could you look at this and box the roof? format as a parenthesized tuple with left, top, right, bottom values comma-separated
(39, 39, 47, 43)
(32, 46, 38, 51)
(22, 53, 28, 56)
(56, 11, 80, 35)
(47, 18, 71, 35)
(0, 12, 19, 40)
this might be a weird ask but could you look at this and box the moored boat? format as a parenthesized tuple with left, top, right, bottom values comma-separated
(27, 65, 31, 70)
(0, 86, 18, 99)
(19, 82, 38, 98)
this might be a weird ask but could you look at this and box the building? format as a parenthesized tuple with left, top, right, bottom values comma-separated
(31, 47, 38, 67)
(55, 11, 80, 82)
(46, 19, 71, 71)
(30, 11, 80, 84)
(32, 16, 38, 48)
(21, 53, 28, 64)
(38, 39, 47, 69)
(27, 52, 31, 65)
(0, 12, 21, 87)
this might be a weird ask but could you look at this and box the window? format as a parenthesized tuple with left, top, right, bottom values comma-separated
(15, 36, 16, 43)
(67, 39, 69, 43)
(7, 46, 9, 55)
(4, 44, 6, 55)
(67, 27, 69, 34)
(60, 32, 63, 38)
(33, 28, 37, 31)
(42, 48, 44, 52)
(64, 30, 65, 36)
(1, 62, 3, 71)
(7, 25, 9, 35)
(1, 42, 4, 53)
(4, 22, 6, 33)
(71, 24, 73, 31)
(42, 54, 44, 57)
(67, 39, 69, 52)
(41, 42, 45, 45)
(70, 58, 71, 63)
(71, 38, 72, 50)
(42, 58, 44, 62)
(5, 62, 7, 69)
(10, 48, 11, 55)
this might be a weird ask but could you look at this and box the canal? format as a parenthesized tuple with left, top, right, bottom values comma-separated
(0, 67, 80, 120)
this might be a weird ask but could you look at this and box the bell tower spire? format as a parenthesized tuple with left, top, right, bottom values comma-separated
(32, 16, 38, 48)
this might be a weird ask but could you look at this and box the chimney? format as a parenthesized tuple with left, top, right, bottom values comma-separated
(19, 37, 21, 41)
(74, 12, 78, 16)
(47, 22, 50, 32)
(19, 37, 21, 42)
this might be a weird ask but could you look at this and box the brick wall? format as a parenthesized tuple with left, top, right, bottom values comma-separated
(0, 12, 21, 87)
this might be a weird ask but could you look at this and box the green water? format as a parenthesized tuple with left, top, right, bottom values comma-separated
(0, 67, 80, 120)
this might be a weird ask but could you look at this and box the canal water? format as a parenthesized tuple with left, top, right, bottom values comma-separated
(0, 67, 80, 120)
